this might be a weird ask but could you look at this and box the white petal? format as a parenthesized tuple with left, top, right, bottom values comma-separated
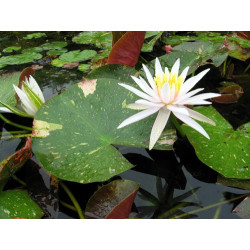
(118, 83, 159, 102)
(13, 85, 37, 115)
(183, 107, 216, 126)
(182, 93, 221, 105)
(126, 103, 151, 110)
(171, 58, 180, 76)
(155, 58, 163, 79)
(169, 84, 176, 103)
(117, 106, 161, 129)
(160, 83, 170, 103)
(135, 99, 165, 108)
(179, 68, 210, 96)
(180, 66, 189, 82)
(26, 76, 45, 103)
(142, 64, 157, 92)
(174, 88, 204, 104)
(166, 105, 189, 116)
(138, 76, 161, 101)
(186, 100, 212, 105)
(0, 107, 13, 113)
(173, 111, 210, 139)
(149, 107, 171, 150)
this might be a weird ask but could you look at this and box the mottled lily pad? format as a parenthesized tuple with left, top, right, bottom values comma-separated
(182, 106, 250, 179)
(72, 31, 112, 48)
(59, 50, 97, 63)
(3, 46, 21, 53)
(0, 53, 42, 65)
(78, 64, 90, 72)
(85, 179, 140, 219)
(32, 65, 176, 184)
(22, 47, 43, 54)
(0, 189, 44, 219)
(23, 32, 46, 39)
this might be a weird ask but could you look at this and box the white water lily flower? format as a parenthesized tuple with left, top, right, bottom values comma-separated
(117, 58, 221, 150)
(0, 75, 45, 116)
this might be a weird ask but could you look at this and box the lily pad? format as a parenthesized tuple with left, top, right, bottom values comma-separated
(0, 137, 32, 191)
(46, 48, 68, 56)
(0, 53, 43, 65)
(72, 31, 112, 48)
(59, 50, 97, 63)
(23, 32, 46, 39)
(141, 31, 163, 52)
(85, 179, 140, 219)
(232, 196, 250, 219)
(40, 41, 67, 50)
(51, 58, 69, 67)
(22, 47, 43, 54)
(0, 189, 44, 219)
(32, 65, 176, 184)
(78, 64, 90, 72)
(182, 106, 250, 179)
(3, 46, 21, 53)
(0, 72, 20, 108)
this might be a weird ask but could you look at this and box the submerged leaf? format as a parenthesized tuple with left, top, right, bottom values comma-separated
(85, 179, 140, 219)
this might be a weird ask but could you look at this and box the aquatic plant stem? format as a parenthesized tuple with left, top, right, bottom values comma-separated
(244, 64, 250, 73)
(171, 193, 249, 219)
(222, 56, 228, 77)
(12, 175, 27, 187)
(0, 113, 32, 131)
(59, 181, 85, 219)
(170, 114, 185, 138)
(60, 200, 77, 212)
(0, 134, 32, 139)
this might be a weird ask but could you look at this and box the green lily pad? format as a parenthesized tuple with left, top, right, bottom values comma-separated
(182, 106, 250, 179)
(22, 47, 43, 54)
(32, 65, 176, 184)
(46, 48, 68, 56)
(141, 31, 163, 52)
(0, 189, 44, 219)
(23, 32, 46, 40)
(78, 64, 90, 72)
(0, 72, 20, 108)
(162, 35, 198, 46)
(72, 31, 112, 48)
(0, 53, 42, 65)
(91, 48, 111, 62)
(85, 179, 140, 219)
(3, 46, 21, 53)
(51, 58, 70, 67)
(40, 41, 67, 50)
(0, 64, 7, 69)
(59, 50, 97, 63)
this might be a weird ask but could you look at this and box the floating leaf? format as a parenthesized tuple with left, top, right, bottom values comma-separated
(0, 53, 42, 65)
(232, 196, 250, 219)
(59, 50, 97, 63)
(62, 62, 79, 69)
(46, 48, 68, 56)
(0, 189, 44, 219)
(40, 41, 67, 50)
(85, 179, 140, 219)
(78, 64, 90, 72)
(217, 175, 250, 190)
(0, 64, 7, 69)
(72, 31, 112, 48)
(108, 31, 145, 67)
(3, 46, 21, 53)
(182, 106, 250, 179)
(0, 137, 32, 190)
(22, 47, 43, 53)
(23, 32, 46, 40)
(32, 65, 176, 184)
(141, 31, 163, 52)
(227, 41, 250, 61)
(0, 72, 20, 108)
(162, 35, 198, 46)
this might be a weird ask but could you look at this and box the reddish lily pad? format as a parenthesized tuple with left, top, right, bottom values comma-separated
(108, 31, 146, 67)
(85, 179, 140, 219)
(233, 196, 250, 219)
(0, 137, 32, 190)
(0, 189, 44, 219)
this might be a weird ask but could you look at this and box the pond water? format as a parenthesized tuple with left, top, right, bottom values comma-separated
(0, 31, 249, 219)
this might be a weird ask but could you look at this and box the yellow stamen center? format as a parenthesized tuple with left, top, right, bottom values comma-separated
(154, 72, 183, 96)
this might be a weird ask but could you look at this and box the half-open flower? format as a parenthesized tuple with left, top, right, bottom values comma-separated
(117, 58, 221, 150)
(0, 76, 45, 117)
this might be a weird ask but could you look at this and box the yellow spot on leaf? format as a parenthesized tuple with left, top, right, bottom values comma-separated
(78, 78, 97, 97)
(32, 120, 63, 137)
